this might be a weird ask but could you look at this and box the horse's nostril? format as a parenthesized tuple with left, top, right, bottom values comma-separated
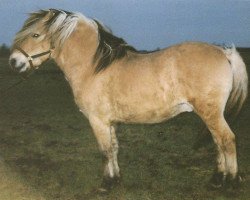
(10, 58, 17, 67)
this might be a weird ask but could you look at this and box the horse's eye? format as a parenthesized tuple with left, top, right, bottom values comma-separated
(32, 33, 40, 38)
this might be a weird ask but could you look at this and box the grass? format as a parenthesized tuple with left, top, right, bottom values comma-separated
(0, 51, 250, 200)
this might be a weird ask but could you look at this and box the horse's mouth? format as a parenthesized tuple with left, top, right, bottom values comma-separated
(9, 60, 29, 73)
(16, 63, 26, 72)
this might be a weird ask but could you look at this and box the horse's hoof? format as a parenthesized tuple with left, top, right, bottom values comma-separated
(209, 172, 244, 190)
(224, 173, 244, 189)
(208, 171, 225, 190)
(100, 176, 121, 192)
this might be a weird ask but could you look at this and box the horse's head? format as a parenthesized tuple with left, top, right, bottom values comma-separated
(9, 9, 79, 72)
(9, 10, 55, 72)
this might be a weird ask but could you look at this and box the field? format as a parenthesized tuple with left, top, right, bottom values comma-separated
(0, 50, 249, 200)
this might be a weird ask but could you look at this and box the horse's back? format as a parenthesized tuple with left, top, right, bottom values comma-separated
(119, 41, 233, 101)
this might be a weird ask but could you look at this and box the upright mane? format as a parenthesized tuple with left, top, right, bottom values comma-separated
(93, 20, 140, 73)
(13, 9, 82, 48)
(93, 20, 137, 73)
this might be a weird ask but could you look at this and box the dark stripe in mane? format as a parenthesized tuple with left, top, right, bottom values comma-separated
(44, 9, 73, 30)
(93, 20, 161, 73)
(93, 20, 138, 73)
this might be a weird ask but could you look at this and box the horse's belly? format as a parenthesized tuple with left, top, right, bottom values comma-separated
(115, 102, 193, 124)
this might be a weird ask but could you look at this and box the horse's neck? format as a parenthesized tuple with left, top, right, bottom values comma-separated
(53, 21, 98, 92)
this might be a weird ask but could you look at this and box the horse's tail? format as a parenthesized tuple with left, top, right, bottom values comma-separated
(223, 45, 248, 117)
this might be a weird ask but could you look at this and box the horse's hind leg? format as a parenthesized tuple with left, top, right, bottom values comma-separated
(195, 105, 241, 188)
(89, 117, 120, 191)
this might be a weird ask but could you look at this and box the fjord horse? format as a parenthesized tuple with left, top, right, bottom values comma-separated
(9, 9, 248, 191)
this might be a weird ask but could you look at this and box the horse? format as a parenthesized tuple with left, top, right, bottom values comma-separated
(9, 9, 248, 191)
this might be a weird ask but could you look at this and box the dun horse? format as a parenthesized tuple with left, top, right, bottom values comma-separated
(9, 9, 248, 191)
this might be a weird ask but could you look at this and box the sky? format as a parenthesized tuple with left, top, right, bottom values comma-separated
(0, 0, 250, 50)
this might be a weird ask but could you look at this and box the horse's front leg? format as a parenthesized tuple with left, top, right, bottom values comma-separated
(89, 116, 120, 191)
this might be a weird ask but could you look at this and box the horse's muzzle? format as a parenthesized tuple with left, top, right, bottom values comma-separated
(9, 58, 27, 73)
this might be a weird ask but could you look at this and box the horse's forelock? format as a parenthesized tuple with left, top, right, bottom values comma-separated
(14, 9, 80, 48)
(13, 10, 47, 46)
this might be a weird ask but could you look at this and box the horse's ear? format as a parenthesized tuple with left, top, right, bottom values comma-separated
(43, 9, 56, 22)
